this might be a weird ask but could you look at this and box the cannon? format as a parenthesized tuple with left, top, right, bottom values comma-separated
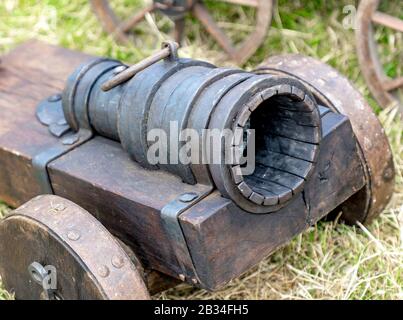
(0, 41, 394, 299)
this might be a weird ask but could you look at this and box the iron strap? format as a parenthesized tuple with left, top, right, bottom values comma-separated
(161, 185, 213, 285)
(32, 129, 93, 194)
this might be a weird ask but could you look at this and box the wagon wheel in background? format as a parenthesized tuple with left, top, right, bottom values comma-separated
(356, 0, 403, 112)
(90, 0, 274, 65)
(0, 195, 151, 300)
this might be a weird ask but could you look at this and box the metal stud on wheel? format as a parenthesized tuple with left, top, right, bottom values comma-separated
(90, 0, 274, 65)
(356, 0, 403, 112)
(0, 195, 151, 300)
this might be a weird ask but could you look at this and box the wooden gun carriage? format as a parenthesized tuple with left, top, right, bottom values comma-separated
(0, 41, 395, 300)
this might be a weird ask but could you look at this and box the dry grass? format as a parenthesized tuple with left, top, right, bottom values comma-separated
(0, 0, 402, 300)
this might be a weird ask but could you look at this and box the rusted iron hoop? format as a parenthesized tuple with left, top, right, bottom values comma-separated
(0, 195, 151, 300)
(90, 0, 274, 65)
(256, 55, 395, 224)
(356, 0, 403, 112)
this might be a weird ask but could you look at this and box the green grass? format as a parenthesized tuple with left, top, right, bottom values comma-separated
(0, 0, 402, 300)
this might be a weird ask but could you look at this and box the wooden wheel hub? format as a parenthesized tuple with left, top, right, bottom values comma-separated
(154, 0, 198, 19)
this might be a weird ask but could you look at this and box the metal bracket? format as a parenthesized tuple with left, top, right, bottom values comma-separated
(36, 93, 71, 138)
(161, 185, 213, 285)
(34, 93, 93, 194)
(32, 129, 93, 194)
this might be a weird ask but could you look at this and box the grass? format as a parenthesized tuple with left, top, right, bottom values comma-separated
(0, 0, 402, 300)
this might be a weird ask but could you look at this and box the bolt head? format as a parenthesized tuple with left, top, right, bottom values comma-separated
(67, 230, 80, 241)
(98, 265, 110, 278)
(111, 255, 125, 269)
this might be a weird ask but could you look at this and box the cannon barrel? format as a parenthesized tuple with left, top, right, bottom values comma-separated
(61, 56, 321, 213)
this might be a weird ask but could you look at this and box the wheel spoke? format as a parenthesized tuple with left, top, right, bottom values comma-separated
(372, 11, 403, 33)
(214, 0, 259, 7)
(174, 18, 186, 44)
(192, 2, 237, 57)
(118, 3, 156, 33)
(383, 77, 403, 92)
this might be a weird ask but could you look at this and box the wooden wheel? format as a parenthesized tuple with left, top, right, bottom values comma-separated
(356, 0, 403, 112)
(90, 0, 274, 65)
(0, 195, 151, 300)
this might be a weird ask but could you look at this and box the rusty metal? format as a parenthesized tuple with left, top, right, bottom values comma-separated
(90, 0, 274, 65)
(356, 0, 403, 113)
(161, 188, 212, 284)
(256, 54, 395, 224)
(0, 195, 150, 300)
(32, 129, 92, 194)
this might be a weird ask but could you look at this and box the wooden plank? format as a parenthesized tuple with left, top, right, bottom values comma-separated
(0, 40, 92, 207)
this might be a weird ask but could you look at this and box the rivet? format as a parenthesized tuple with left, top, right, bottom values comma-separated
(48, 94, 62, 102)
(52, 203, 66, 212)
(179, 274, 186, 281)
(179, 192, 198, 203)
(62, 134, 79, 145)
(383, 167, 393, 180)
(67, 230, 81, 241)
(98, 265, 110, 278)
(111, 255, 125, 269)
